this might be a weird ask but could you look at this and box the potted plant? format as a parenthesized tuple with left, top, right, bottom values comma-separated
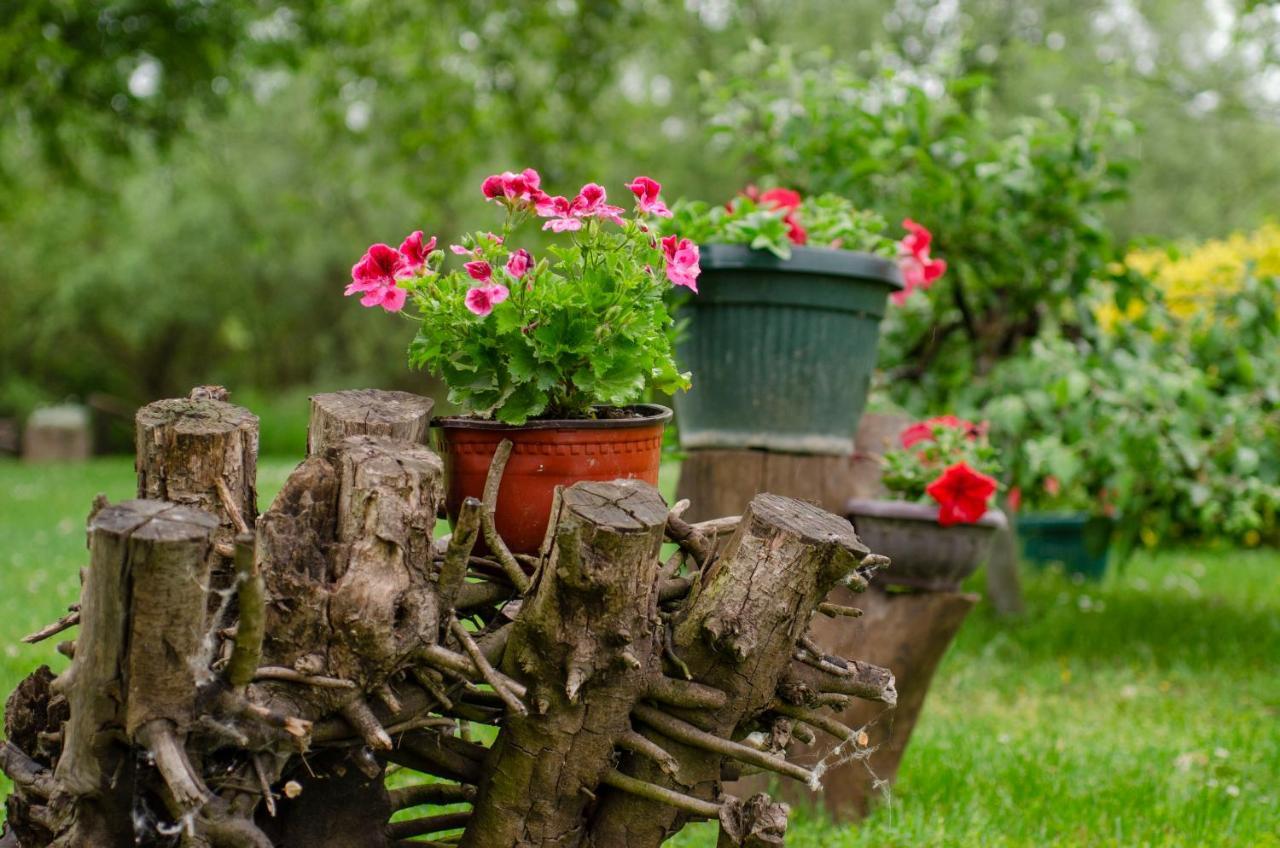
(344, 169, 698, 552)
(665, 188, 944, 454)
(846, 415, 1006, 591)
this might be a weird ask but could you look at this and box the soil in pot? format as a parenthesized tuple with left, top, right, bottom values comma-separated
(434, 404, 671, 554)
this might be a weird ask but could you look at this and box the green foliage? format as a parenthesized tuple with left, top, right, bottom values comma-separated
(666, 192, 893, 259)
(881, 418, 1002, 503)
(702, 43, 1137, 408)
(402, 197, 689, 423)
(972, 274, 1280, 553)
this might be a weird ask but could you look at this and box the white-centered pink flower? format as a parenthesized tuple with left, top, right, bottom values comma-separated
(345, 243, 410, 312)
(465, 283, 510, 317)
(660, 235, 701, 293)
(625, 176, 672, 218)
(398, 230, 436, 275)
(505, 248, 532, 279)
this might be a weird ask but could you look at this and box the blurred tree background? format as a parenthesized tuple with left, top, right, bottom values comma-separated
(4, 0, 1280, 448)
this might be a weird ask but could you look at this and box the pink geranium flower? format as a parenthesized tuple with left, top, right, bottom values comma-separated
(536, 194, 583, 232)
(464, 260, 493, 283)
(893, 218, 947, 305)
(398, 231, 436, 274)
(661, 235, 701, 293)
(345, 243, 410, 312)
(505, 248, 532, 279)
(570, 183, 626, 226)
(625, 176, 672, 218)
(759, 187, 802, 211)
(465, 283, 510, 317)
(481, 168, 543, 205)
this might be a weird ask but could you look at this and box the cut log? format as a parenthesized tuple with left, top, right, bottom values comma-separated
(460, 479, 669, 848)
(588, 493, 868, 847)
(306, 389, 434, 456)
(135, 391, 258, 562)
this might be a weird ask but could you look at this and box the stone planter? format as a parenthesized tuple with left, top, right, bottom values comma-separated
(845, 498, 1007, 591)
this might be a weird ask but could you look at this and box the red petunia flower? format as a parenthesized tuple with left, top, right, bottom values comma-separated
(926, 461, 998, 526)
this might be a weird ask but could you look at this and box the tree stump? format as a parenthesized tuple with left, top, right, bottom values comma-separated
(2, 387, 899, 848)
(306, 389, 434, 456)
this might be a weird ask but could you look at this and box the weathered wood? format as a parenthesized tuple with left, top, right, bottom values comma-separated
(461, 479, 668, 848)
(4, 387, 902, 848)
(135, 391, 259, 560)
(22, 405, 92, 463)
(306, 389, 434, 456)
(588, 493, 869, 847)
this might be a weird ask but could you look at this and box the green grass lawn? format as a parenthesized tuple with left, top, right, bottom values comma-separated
(2, 457, 1278, 846)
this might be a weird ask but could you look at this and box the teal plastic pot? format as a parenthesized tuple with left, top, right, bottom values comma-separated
(676, 244, 904, 455)
(1017, 513, 1113, 580)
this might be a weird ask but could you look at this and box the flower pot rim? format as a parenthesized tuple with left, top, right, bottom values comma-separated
(1016, 511, 1113, 527)
(845, 497, 1008, 530)
(433, 403, 672, 432)
(698, 243, 905, 289)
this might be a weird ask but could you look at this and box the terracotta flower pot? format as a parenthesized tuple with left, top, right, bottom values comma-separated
(845, 498, 1007, 591)
(434, 404, 672, 554)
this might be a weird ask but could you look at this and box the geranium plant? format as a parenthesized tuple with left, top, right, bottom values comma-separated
(666, 186, 946, 303)
(345, 170, 699, 424)
(881, 415, 1002, 526)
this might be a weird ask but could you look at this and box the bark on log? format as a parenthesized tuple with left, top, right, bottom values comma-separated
(306, 389, 434, 456)
(3, 388, 900, 848)
(587, 493, 871, 847)
(135, 391, 259, 549)
(460, 479, 669, 848)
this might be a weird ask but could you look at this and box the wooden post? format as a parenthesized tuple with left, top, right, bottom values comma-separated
(306, 389, 434, 456)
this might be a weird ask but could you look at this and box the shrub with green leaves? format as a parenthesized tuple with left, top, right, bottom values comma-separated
(666, 189, 895, 260)
(346, 170, 697, 424)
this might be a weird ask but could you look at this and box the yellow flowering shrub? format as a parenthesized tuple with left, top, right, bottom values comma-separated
(1099, 223, 1280, 329)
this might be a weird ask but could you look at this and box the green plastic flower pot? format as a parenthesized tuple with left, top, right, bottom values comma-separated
(676, 244, 904, 455)
(1017, 513, 1113, 580)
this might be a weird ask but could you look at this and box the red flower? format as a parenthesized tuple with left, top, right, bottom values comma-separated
(760, 188, 802, 210)
(398, 230, 436, 273)
(900, 422, 935, 449)
(892, 218, 947, 306)
(899, 415, 981, 448)
(1007, 486, 1022, 513)
(784, 213, 807, 245)
(1044, 476, 1061, 497)
(926, 462, 998, 527)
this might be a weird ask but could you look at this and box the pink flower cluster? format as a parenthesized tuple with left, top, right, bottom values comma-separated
(740, 186, 808, 245)
(893, 219, 947, 305)
(345, 231, 436, 312)
(900, 414, 984, 449)
(347, 169, 699, 320)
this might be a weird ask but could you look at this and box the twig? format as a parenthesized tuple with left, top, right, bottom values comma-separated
(253, 666, 357, 689)
(632, 704, 814, 784)
(226, 533, 265, 689)
(388, 781, 476, 811)
(339, 698, 393, 751)
(772, 703, 860, 743)
(477, 439, 530, 593)
(439, 498, 483, 613)
(599, 768, 722, 819)
(138, 719, 210, 810)
(818, 602, 864, 618)
(448, 616, 526, 717)
(662, 621, 692, 680)
(252, 753, 277, 817)
(646, 676, 727, 709)
(22, 609, 80, 644)
(420, 644, 527, 699)
(665, 511, 714, 569)
(386, 811, 472, 840)
(616, 731, 681, 778)
(217, 690, 311, 739)
(216, 476, 250, 536)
